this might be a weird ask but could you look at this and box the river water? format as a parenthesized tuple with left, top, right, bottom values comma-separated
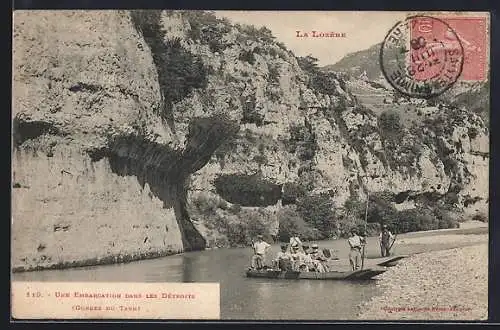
(12, 227, 487, 320)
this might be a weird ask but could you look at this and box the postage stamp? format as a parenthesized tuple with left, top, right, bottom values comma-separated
(380, 15, 465, 98)
(435, 16, 488, 81)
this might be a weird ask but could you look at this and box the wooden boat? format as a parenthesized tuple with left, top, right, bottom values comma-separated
(326, 255, 407, 268)
(374, 255, 408, 267)
(246, 267, 387, 280)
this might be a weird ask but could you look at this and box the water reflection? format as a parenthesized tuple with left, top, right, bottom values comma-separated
(182, 255, 195, 282)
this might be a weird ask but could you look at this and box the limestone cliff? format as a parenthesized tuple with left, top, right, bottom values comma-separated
(12, 10, 236, 271)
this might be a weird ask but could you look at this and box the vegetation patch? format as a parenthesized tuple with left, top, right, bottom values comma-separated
(285, 121, 318, 161)
(341, 191, 459, 236)
(241, 94, 265, 126)
(180, 10, 232, 53)
(239, 50, 256, 65)
(191, 195, 272, 247)
(277, 206, 322, 242)
(282, 182, 307, 205)
(297, 55, 341, 96)
(130, 11, 209, 123)
(296, 192, 336, 237)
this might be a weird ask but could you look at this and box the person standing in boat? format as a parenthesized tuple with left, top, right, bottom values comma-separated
(347, 229, 365, 271)
(251, 234, 271, 270)
(379, 224, 395, 257)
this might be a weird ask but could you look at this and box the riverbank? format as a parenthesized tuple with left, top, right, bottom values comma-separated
(357, 240, 488, 320)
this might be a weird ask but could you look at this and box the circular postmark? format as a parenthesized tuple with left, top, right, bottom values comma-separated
(380, 15, 464, 98)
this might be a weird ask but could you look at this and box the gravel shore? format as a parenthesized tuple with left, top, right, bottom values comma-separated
(358, 240, 488, 320)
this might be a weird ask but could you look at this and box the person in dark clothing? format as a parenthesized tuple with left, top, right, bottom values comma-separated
(379, 225, 395, 257)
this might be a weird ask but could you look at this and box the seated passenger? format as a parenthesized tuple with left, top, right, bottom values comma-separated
(309, 244, 329, 272)
(290, 244, 309, 272)
(274, 244, 292, 271)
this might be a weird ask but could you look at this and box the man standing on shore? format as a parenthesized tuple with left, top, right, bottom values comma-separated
(379, 225, 395, 257)
(251, 234, 271, 270)
(348, 229, 365, 271)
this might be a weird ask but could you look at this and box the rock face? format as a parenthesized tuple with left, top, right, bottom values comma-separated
(11, 10, 489, 270)
(12, 10, 234, 271)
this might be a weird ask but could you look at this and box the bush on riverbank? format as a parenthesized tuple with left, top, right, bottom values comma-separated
(277, 206, 323, 242)
(296, 192, 336, 238)
(342, 194, 459, 235)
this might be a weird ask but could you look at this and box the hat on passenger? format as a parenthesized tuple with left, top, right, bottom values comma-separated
(312, 244, 319, 249)
(257, 234, 263, 239)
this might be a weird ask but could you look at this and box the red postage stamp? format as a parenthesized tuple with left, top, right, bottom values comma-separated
(410, 16, 488, 82)
(440, 16, 488, 81)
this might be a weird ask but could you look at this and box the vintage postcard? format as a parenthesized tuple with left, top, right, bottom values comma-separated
(11, 10, 490, 320)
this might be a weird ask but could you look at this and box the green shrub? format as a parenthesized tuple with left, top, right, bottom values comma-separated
(296, 55, 341, 95)
(238, 24, 276, 44)
(190, 194, 232, 217)
(468, 127, 479, 139)
(472, 213, 488, 222)
(214, 174, 282, 206)
(228, 203, 242, 214)
(342, 193, 460, 235)
(277, 207, 322, 242)
(253, 154, 268, 165)
(241, 95, 265, 126)
(390, 206, 458, 233)
(181, 10, 231, 53)
(130, 11, 209, 120)
(282, 182, 307, 205)
(239, 50, 256, 64)
(443, 191, 459, 206)
(379, 110, 403, 138)
(366, 191, 397, 224)
(268, 65, 280, 84)
(286, 123, 318, 160)
(224, 210, 275, 246)
(433, 207, 458, 229)
(226, 222, 247, 246)
(296, 193, 335, 237)
(297, 167, 321, 192)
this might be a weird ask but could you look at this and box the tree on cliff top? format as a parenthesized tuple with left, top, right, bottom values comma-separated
(297, 55, 341, 96)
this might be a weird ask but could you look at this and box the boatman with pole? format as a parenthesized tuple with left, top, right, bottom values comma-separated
(251, 234, 271, 270)
(379, 224, 395, 257)
(348, 229, 365, 271)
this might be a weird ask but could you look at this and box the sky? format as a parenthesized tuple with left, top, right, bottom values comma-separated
(215, 11, 406, 65)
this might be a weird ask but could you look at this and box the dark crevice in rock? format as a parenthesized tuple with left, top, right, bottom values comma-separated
(394, 190, 412, 204)
(69, 82, 102, 93)
(12, 116, 66, 147)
